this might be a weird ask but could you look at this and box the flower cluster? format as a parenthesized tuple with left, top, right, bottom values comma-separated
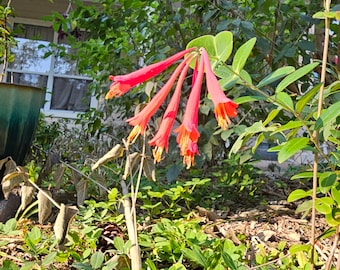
(106, 47, 238, 169)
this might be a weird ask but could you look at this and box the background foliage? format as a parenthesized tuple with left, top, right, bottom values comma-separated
(1, 0, 340, 269)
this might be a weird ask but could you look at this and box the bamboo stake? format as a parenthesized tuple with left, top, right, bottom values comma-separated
(311, 0, 331, 268)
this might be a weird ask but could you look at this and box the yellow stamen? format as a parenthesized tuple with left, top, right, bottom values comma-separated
(152, 146, 164, 163)
(127, 125, 142, 144)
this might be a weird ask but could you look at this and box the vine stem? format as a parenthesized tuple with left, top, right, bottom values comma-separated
(325, 225, 340, 269)
(121, 139, 142, 270)
(311, 0, 331, 268)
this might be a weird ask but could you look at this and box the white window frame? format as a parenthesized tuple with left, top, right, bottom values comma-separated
(7, 17, 98, 119)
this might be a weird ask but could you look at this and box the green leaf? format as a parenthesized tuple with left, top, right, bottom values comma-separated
(145, 258, 158, 270)
(295, 200, 313, 214)
(319, 172, 337, 194)
(326, 211, 340, 226)
(182, 247, 207, 267)
(287, 189, 312, 202)
(232, 37, 256, 74)
(186, 31, 233, 68)
(291, 171, 314, 180)
(114, 237, 125, 252)
(222, 251, 238, 270)
(1, 260, 20, 270)
(257, 66, 295, 88)
(315, 101, 340, 129)
(214, 31, 234, 66)
(313, 11, 326, 19)
(272, 121, 304, 134)
(233, 95, 266, 104)
(275, 62, 319, 93)
(42, 252, 57, 266)
(276, 138, 309, 163)
(331, 187, 340, 205)
(19, 262, 35, 270)
(90, 251, 104, 269)
(263, 108, 281, 126)
(289, 244, 311, 255)
(108, 188, 118, 202)
(275, 92, 294, 111)
(296, 84, 321, 113)
(27, 226, 42, 245)
(315, 197, 333, 214)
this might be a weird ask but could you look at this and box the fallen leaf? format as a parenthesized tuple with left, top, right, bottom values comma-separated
(21, 182, 35, 209)
(54, 203, 78, 245)
(53, 164, 66, 189)
(38, 190, 53, 224)
(75, 179, 87, 206)
(92, 144, 124, 170)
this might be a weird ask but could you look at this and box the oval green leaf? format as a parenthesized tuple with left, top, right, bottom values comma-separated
(331, 187, 340, 205)
(315, 197, 333, 214)
(277, 137, 309, 163)
(90, 251, 104, 269)
(186, 31, 233, 69)
(296, 83, 321, 113)
(319, 172, 337, 194)
(275, 92, 294, 111)
(287, 189, 312, 202)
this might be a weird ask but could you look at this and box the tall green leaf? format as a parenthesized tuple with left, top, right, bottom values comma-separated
(182, 247, 207, 267)
(296, 84, 322, 113)
(222, 251, 238, 270)
(257, 66, 295, 88)
(272, 121, 304, 134)
(275, 62, 319, 93)
(232, 37, 256, 74)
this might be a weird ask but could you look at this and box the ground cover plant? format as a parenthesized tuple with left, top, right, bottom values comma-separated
(0, 0, 340, 269)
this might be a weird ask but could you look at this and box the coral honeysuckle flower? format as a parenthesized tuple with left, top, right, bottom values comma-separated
(105, 48, 196, 99)
(201, 48, 238, 130)
(148, 58, 192, 163)
(126, 54, 195, 143)
(174, 56, 204, 169)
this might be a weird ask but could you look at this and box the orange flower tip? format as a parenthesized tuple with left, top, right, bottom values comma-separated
(105, 82, 132, 99)
(214, 101, 238, 129)
(127, 125, 142, 144)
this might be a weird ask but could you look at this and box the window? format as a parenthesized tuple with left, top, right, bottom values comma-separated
(6, 19, 97, 118)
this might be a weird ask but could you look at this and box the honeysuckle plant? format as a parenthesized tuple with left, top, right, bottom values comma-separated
(98, 12, 340, 267)
(106, 33, 238, 169)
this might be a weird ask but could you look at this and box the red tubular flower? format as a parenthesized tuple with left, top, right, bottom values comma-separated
(148, 58, 192, 163)
(174, 56, 204, 169)
(126, 54, 195, 143)
(201, 48, 238, 130)
(105, 48, 196, 99)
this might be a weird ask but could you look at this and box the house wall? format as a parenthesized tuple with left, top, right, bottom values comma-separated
(12, 0, 72, 20)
